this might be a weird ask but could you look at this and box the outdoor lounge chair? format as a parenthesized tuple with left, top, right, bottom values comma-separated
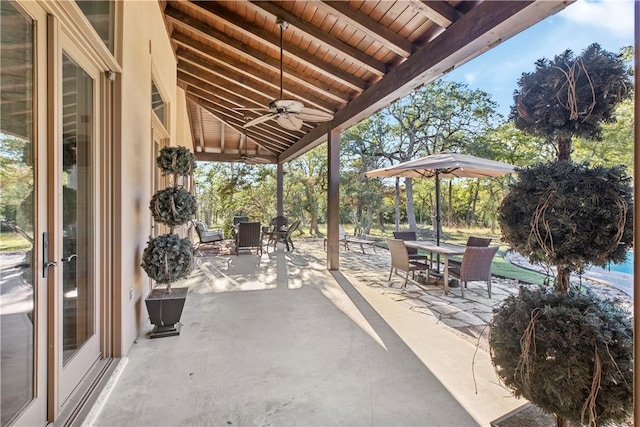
(448, 246, 499, 298)
(235, 222, 263, 256)
(323, 225, 349, 251)
(193, 221, 224, 249)
(386, 239, 430, 291)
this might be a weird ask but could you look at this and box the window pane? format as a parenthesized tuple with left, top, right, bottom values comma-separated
(61, 54, 95, 364)
(76, 0, 114, 54)
(0, 1, 36, 424)
(151, 80, 167, 128)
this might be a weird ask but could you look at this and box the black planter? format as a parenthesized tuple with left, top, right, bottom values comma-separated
(145, 287, 188, 338)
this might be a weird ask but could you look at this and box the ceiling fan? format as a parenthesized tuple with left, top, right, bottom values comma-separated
(242, 18, 334, 131)
(238, 125, 271, 164)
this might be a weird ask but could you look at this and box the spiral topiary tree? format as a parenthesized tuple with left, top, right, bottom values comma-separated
(141, 146, 197, 294)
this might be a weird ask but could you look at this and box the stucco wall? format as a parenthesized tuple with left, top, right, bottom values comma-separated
(117, 1, 183, 355)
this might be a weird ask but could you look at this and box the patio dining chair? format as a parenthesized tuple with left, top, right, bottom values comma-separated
(268, 219, 301, 252)
(386, 239, 430, 291)
(269, 216, 288, 231)
(393, 231, 430, 264)
(448, 245, 499, 298)
(448, 236, 492, 268)
(235, 222, 263, 256)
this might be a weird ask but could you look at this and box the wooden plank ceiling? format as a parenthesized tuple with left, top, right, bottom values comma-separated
(162, 0, 573, 164)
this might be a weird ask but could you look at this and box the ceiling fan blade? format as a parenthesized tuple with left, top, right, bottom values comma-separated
(296, 107, 334, 122)
(243, 113, 277, 128)
(276, 114, 304, 131)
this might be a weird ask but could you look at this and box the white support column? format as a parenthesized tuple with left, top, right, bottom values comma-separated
(327, 129, 340, 270)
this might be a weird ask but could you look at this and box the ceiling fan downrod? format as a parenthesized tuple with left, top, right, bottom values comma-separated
(276, 18, 288, 100)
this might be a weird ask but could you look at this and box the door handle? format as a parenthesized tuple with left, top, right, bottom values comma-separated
(62, 254, 77, 263)
(42, 232, 58, 278)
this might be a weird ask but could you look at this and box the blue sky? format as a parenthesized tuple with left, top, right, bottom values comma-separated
(442, 0, 636, 117)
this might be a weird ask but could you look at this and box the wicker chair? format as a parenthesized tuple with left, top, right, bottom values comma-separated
(448, 246, 499, 298)
(235, 222, 263, 256)
(386, 239, 430, 291)
(269, 216, 288, 231)
(393, 231, 429, 263)
(193, 221, 224, 249)
(268, 219, 300, 252)
(448, 236, 492, 268)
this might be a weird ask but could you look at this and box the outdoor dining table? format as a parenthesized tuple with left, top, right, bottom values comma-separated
(403, 240, 466, 295)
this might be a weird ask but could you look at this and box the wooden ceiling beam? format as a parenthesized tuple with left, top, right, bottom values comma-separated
(281, 0, 570, 162)
(250, 1, 387, 76)
(181, 78, 305, 144)
(176, 47, 337, 112)
(410, 1, 463, 28)
(172, 31, 349, 104)
(194, 152, 277, 164)
(185, 89, 301, 150)
(187, 96, 287, 154)
(177, 2, 368, 91)
(314, 1, 414, 57)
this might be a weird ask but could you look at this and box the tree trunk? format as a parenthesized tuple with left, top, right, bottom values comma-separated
(555, 266, 571, 294)
(406, 178, 417, 231)
(447, 180, 452, 226)
(394, 177, 400, 232)
(556, 135, 572, 161)
(364, 210, 373, 234)
(377, 212, 385, 231)
(556, 415, 568, 427)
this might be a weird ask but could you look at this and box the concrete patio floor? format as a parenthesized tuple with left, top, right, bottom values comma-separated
(86, 239, 528, 427)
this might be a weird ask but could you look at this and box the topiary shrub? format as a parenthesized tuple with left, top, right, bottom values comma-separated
(156, 146, 196, 177)
(141, 146, 197, 293)
(489, 287, 633, 426)
(141, 233, 194, 285)
(149, 187, 197, 229)
(498, 161, 633, 292)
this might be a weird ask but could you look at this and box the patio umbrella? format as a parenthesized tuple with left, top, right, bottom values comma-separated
(365, 152, 515, 245)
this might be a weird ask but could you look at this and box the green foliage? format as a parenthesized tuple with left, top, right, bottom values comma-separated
(143, 146, 196, 290)
(141, 233, 194, 284)
(498, 161, 633, 271)
(156, 146, 196, 177)
(511, 43, 632, 142)
(149, 187, 197, 229)
(490, 287, 633, 425)
(573, 98, 634, 174)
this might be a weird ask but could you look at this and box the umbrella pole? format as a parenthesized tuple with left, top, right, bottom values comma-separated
(435, 171, 441, 272)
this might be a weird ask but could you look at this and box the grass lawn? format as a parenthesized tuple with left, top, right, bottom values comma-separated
(0, 232, 32, 252)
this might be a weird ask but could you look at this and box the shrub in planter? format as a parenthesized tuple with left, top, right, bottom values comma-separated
(489, 287, 633, 426)
(141, 146, 197, 337)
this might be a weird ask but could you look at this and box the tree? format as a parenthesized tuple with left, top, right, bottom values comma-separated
(511, 43, 632, 161)
(341, 117, 392, 233)
(377, 80, 498, 231)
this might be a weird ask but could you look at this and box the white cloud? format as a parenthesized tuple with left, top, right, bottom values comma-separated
(463, 72, 477, 84)
(558, 0, 635, 37)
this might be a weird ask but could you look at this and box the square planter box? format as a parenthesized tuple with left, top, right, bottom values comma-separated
(145, 287, 188, 338)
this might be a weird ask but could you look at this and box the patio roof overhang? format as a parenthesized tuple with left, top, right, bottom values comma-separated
(162, 0, 574, 165)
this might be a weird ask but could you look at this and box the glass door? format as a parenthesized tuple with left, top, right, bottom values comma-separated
(0, 1, 48, 425)
(55, 31, 102, 407)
